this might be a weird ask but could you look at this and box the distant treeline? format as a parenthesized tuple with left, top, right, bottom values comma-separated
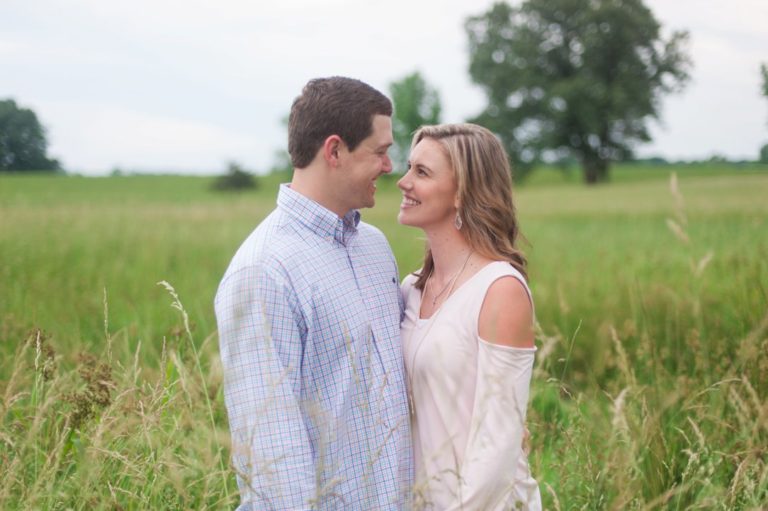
(555, 155, 768, 167)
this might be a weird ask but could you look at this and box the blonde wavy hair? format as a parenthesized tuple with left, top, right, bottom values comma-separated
(411, 123, 527, 291)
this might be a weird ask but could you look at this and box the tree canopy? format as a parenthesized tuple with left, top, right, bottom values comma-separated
(389, 72, 442, 173)
(465, 0, 691, 183)
(0, 99, 60, 171)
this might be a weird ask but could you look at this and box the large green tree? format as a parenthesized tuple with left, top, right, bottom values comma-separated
(465, 0, 691, 183)
(0, 99, 60, 171)
(389, 71, 442, 172)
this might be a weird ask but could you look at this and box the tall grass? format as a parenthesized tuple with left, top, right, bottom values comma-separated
(522, 173, 768, 509)
(1, 286, 237, 509)
(1, 166, 766, 508)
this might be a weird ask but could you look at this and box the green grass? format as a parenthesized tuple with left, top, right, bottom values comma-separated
(1, 164, 767, 509)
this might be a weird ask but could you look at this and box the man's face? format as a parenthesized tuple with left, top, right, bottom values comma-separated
(338, 114, 393, 212)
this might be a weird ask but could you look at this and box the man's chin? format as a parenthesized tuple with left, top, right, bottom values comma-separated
(360, 196, 375, 210)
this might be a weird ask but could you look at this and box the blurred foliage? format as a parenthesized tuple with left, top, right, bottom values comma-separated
(759, 144, 768, 164)
(267, 114, 292, 175)
(0, 99, 61, 172)
(210, 161, 258, 191)
(465, 0, 691, 184)
(388, 71, 442, 173)
(758, 63, 767, 163)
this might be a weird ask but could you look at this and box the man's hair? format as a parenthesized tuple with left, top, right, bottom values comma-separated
(288, 77, 392, 168)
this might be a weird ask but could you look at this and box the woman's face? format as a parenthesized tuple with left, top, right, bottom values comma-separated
(397, 137, 458, 230)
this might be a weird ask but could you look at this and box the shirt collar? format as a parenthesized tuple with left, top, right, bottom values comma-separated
(277, 183, 360, 246)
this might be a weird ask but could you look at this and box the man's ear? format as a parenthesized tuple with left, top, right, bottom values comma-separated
(323, 135, 344, 168)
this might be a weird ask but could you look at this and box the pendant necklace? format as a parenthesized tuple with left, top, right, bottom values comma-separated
(427, 250, 473, 307)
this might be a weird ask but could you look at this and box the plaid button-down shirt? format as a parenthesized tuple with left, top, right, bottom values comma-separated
(215, 184, 412, 510)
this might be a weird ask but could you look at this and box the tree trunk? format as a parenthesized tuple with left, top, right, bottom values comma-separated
(582, 157, 609, 185)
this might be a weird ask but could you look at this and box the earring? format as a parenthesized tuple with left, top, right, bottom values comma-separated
(454, 211, 463, 230)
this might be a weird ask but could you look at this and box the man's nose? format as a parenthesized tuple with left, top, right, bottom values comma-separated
(382, 154, 393, 174)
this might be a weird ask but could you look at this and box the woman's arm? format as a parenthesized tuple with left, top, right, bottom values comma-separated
(444, 275, 539, 510)
(478, 275, 535, 348)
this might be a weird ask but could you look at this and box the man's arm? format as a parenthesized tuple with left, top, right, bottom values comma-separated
(216, 264, 315, 510)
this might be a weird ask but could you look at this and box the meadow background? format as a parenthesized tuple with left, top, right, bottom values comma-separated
(1, 165, 767, 509)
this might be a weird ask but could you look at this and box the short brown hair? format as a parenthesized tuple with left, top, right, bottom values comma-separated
(288, 77, 393, 168)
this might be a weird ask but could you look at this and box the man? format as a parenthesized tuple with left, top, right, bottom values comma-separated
(215, 77, 412, 510)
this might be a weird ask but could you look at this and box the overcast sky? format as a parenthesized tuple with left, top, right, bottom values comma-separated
(2, 0, 766, 175)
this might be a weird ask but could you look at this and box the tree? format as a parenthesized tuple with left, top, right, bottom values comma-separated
(389, 72, 442, 172)
(268, 114, 292, 176)
(0, 99, 61, 171)
(465, 0, 691, 184)
(210, 161, 258, 191)
(758, 144, 768, 164)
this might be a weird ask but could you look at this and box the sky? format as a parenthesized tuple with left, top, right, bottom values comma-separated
(1, 0, 766, 175)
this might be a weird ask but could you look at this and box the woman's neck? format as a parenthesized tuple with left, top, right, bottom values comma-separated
(426, 226, 473, 281)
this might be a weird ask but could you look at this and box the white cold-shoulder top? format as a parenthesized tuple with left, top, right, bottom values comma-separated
(401, 261, 542, 511)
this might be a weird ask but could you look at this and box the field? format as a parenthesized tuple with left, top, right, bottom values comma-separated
(1, 165, 767, 509)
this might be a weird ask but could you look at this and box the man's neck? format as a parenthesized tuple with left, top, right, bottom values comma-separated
(290, 166, 348, 218)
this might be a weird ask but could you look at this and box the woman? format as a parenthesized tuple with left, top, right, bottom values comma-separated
(398, 123, 541, 510)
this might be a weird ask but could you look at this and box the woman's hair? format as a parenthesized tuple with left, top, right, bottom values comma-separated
(412, 123, 527, 291)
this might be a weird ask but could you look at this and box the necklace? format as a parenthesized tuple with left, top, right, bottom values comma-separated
(408, 251, 473, 415)
(427, 251, 473, 307)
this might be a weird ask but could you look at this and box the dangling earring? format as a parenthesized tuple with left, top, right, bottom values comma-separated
(454, 211, 463, 230)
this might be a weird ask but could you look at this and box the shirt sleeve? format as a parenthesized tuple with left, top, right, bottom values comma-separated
(444, 340, 541, 511)
(215, 263, 315, 510)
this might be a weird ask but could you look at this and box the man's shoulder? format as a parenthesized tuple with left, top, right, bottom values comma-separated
(355, 220, 393, 252)
(219, 211, 294, 279)
(357, 219, 383, 236)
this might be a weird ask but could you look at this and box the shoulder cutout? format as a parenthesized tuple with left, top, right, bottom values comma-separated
(478, 275, 535, 348)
